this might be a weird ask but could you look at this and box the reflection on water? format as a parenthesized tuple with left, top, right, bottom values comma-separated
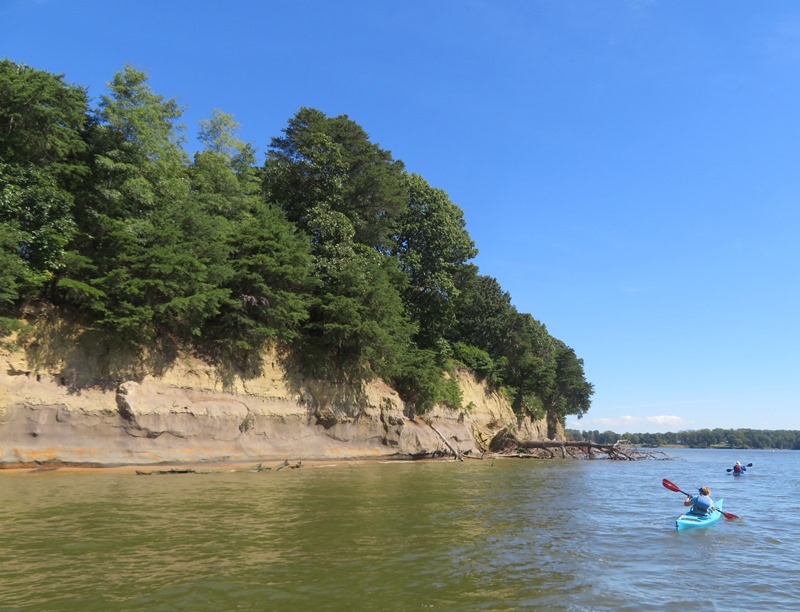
(2, 450, 799, 610)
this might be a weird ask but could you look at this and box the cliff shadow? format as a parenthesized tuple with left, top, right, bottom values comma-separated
(20, 307, 177, 391)
(277, 349, 371, 424)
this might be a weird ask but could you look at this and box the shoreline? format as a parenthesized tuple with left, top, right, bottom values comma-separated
(0, 455, 454, 475)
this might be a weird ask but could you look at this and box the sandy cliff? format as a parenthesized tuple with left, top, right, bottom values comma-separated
(0, 323, 551, 467)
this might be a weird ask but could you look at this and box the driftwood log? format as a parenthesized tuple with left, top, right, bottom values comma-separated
(135, 468, 198, 475)
(428, 423, 464, 461)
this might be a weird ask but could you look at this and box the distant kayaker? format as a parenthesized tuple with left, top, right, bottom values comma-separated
(732, 461, 746, 474)
(684, 486, 714, 515)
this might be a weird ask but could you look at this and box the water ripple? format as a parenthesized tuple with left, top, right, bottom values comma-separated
(1, 450, 799, 610)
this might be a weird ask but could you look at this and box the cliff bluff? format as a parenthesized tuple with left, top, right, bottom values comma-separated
(0, 320, 552, 467)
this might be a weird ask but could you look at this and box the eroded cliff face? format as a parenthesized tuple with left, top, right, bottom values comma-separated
(0, 328, 552, 466)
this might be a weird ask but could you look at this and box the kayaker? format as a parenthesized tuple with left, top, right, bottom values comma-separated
(732, 461, 746, 474)
(684, 486, 714, 515)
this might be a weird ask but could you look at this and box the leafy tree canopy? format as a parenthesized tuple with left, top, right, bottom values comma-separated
(92, 65, 189, 217)
(393, 173, 477, 350)
(0, 61, 594, 423)
(264, 107, 406, 250)
(0, 59, 89, 179)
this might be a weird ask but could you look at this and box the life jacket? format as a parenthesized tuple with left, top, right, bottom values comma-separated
(733, 465, 742, 473)
(691, 494, 713, 515)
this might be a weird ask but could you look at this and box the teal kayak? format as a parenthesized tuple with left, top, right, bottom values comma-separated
(676, 498, 724, 530)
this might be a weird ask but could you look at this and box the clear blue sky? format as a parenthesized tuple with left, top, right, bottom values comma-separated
(3, 0, 799, 433)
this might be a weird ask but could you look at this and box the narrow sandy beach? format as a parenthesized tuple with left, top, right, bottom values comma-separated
(0, 456, 447, 475)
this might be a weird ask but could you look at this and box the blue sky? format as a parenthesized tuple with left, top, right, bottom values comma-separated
(3, 0, 799, 433)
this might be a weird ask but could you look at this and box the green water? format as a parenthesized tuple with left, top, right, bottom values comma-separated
(2, 451, 800, 610)
(2, 460, 579, 610)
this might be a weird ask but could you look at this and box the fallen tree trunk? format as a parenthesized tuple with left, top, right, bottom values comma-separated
(428, 423, 464, 461)
(490, 432, 668, 460)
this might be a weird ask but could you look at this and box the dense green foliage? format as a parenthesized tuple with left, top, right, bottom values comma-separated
(0, 60, 593, 430)
(567, 428, 800, 450)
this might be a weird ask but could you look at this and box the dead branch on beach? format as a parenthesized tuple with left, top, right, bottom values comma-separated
(135, 460, 303, 475)
(486, 430, 669, 460)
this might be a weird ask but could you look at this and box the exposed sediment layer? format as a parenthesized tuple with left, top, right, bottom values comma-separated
(1, 344, 549, 467)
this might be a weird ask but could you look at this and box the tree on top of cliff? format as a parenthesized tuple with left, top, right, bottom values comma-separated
(264, 107, 407, 252)
(0, 61, 593, 428)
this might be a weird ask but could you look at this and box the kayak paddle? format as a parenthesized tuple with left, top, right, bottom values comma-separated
(661, 478, 740, 519)
(726, 462, 753, 472)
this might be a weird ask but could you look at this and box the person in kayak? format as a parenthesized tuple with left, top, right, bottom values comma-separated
(684, 486, 714, 515)
(732, 461, 746, 474)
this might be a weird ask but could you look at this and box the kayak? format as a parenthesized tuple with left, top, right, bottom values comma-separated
(675, 498, 724, 530)
(731, 471, 746, 477)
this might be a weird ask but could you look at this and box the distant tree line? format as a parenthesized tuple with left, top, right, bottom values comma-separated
(0, 60, 593, 436)
(566, 428, 800, 450)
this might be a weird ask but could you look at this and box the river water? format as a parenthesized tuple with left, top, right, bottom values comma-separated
(1, 448, 798, 611)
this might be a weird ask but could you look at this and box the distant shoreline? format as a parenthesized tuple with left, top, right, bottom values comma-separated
(633, 444, 793, 450)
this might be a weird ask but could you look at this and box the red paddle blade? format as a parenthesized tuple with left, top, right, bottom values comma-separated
(719, 509, 739, 520)
(662, 478, 682, 492)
